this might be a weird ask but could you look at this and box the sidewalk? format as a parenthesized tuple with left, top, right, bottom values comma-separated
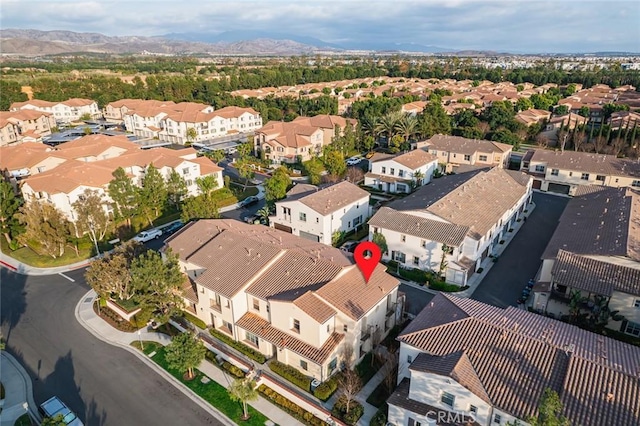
(0, 352, 39, 426)
(75, 290, 302, 426)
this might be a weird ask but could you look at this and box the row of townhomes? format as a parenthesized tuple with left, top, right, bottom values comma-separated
(105, 99, 263, 144)
(532, 185, 640, 336)
(0, 134, 222, 221)
(0, 109, 57, 146)
(165, 219, 403, 382)
(521, 149, 640, 195)
(392, 293, 640, 426)
(368, 167, 533, 286)
(365, 149, 438, 194)
(416, 134, 513, 170)
(254, 115, 357, 164)
(10, 98, 101, 124)
(270, 181, 371, 245)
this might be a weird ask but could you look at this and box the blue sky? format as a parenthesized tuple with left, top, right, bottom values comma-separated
(2, 0, 639, 53)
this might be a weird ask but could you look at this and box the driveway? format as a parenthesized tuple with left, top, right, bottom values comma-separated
(471, 192, 569, 308)
(399, 284, 434, 317)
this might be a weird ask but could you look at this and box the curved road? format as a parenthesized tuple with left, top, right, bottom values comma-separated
(0, 266, 221, 426)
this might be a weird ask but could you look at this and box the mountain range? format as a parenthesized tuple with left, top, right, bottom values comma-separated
(0, 29, 455, 56)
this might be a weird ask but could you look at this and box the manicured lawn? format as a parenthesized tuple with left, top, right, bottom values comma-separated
(130, 340, 163, 355)
(230, 183, 259, 201)
(366, 380, 393, 408)
(150, 347, 269, 426)
(355, 353, 377, 385)
(1, 237, 94, 268)
(111, 297, 139, 313)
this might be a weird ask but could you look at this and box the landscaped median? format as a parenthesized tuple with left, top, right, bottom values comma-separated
(130, 341, 268, 425)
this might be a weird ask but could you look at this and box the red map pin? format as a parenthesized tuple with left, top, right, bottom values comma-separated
(353, 241, 381, 283)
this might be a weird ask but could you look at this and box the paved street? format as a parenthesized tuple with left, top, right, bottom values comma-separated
(0, 267, 220, 426)
(399, 284, 434, 317)
(471, 192, 569, 308)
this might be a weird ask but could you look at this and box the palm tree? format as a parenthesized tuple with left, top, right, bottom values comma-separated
(257, 205, 272, 224)
(395, 114, 419, 143)
(411, 170, 425, 190)
(375, 111, 403, 147)
(360, 115, 379, 140)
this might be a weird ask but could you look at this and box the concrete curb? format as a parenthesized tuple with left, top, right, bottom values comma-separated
(0, 352, 40, 425)
(73, 291, 236, 426)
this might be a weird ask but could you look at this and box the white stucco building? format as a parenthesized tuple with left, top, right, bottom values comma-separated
(365, 150, 438, 194)
(11, 98, 100, 124)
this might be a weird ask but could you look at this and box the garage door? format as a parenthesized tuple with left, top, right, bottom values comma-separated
(274, 223, 292, 233)
(299, 231, 320, 242)
(548, 182, 571, 195)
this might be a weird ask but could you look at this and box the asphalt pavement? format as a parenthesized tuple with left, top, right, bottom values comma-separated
(0, 267, 221, 426)
(471, 192, 569, 308)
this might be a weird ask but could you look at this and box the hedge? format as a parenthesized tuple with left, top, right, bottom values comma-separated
(332, 395, 364, 426)
(209, 328, 267, 364)
(181, 311, 207, 330)
(313, 374, 340, 401)
(269, 360, 312, 392)
(258, 384, 329, 426)
(222, 361, 246, 378)
(370, 403, 388, 426)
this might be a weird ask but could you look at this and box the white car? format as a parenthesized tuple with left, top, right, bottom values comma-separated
(346, 156, 362, 166)
(133, 229, 162, 242)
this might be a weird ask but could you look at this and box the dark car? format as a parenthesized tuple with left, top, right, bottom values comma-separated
(162, 221, 184, 235)
(240, 196, 259, 207)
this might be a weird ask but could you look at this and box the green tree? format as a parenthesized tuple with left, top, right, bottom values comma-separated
(204, 149, 226, 164)
(108, 167, 138, 228)
(164, 331, 207, 380)
(42, 414, 67, 426)
(395, 114, 419, 142)
(375, 111, 403, 146)
(180, 195, 219, 222)
(72, 189, 112, 254)
(16, 202, 69, 258)
(138, 165, 167, 224)
(388, 134, 405, 153)
(515, 97, 534, 112)
(554, 105, 570, 116)
(237, 142, 253, 159)
(264, 167, 291, 202)
(85, 241, 143, 301)
(528, 388, 569, 426)
(419, 102, 452, 138)
(372, 232, 388, 254)
(361, 135, 375, 153)
(130, 250, 185, 322)
(304, 159, 324, 185)
(236, 159, 255, 190)
(185, 127, 197, 144)
(578, 105, 590, 117)
(256, 205, 272, 225)
(324, 150, 346, 177)
(195, 175, 218, 200)
(166, 170, 188, 211)
(80, 112, 92, 121)
(0, 180, 22, 245)
(332, 230, 346, 247)
(227, 378, 259, 420)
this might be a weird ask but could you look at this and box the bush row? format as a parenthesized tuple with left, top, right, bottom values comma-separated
(269, 360, 312, 392)
(209, 328, 266, 364)
(332, 395, 364, 426)
(222, 361, 246, 378)
(94, 302, 137, 332)
(181, 311, 207, 330)
(257, 384, 329, 426)
(313, 374, 340, 401)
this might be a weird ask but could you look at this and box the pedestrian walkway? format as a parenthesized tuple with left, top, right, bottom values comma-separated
(75, 290, 303, 426)
(0, 352, 39, 426)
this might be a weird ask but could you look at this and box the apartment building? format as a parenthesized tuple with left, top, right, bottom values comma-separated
(166, 219, 401, 382)
(10, 98, 100, 124)
(416, 134, 513, 169)
(392, 293, 640, 426)
(520, 149, 640, 195)
(0, 110, 57, 146)
(532, 186, 640, 337)
(368, 168, 532, 286)
(270, 181, 370, 245)
(515, 108, 551, 127)
(365, 150, 438, 194)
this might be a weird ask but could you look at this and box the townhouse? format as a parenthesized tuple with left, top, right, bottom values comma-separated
(10, 98, 100, 124)
(416, 135, 513, 170)
(118, 100, 262, 144)
(392, 293, 640, 426)
(532, 186, 640, 337)
(291, 115, 357, 147)
(368, 168, 533, 286)
(166, 219, 402, 381)
(0, 110, 57, 146)
(365, 150, 438, 194)
(520, 149, 640, 195)
(270, 181, 371, 245)
(18, 140, 222, 221)
(514, 108, 551, 127)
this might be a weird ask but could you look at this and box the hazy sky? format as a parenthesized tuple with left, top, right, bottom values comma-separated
(2, 0, 639, 53)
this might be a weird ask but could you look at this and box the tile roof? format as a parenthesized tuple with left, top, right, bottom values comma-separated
(364, 172, 412, 184)
(0, 143, 59, 171)
(236, 312, 344, 364)
(295, 181, 370, 215)
(552, 250, 640, 297)
(368, 207, 468, 247)
(542, 187, 640, 261)
(292, 114, 357, 130)
(374, 149, 437, 170)
(422, 134, 513, 155)
(23, 160, 115, 194)
(398, 293, 640, 424)
(527, 149, 640, 178)
(292, 291, 337, 323)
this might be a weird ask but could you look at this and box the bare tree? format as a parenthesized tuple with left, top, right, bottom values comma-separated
(381, 346, 399, 393)
(346, 167, 364, 184)
(535, 134, 549, 149)
(572, 130, 586, 152)
(337, 368, 361, 415)
(593, 135, 608, 154)
(339, 340, 355, 371)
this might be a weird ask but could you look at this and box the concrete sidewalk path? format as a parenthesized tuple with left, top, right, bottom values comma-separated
(0, 351, 39, 426)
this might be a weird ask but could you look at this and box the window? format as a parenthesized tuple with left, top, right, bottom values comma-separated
(182, 167, 190, 175)
(407, 355, 413, 363)
(494, 414, 502, 424)
(625, 321, 640, 337)
(299, 212, 307, 222)
(398, 170, 404, 177)
(327, 324, 330, 332)
(354, 216, 362, 226)
(596, 175, 605, 182)
(246, 331, 259, 347)
(300, 360, 308, 370)
(479, 155, 487, 161)
(633, 180, 640, 187)
(534, 165, 545, 173)
(401, 234, 406, 242)
(581, 173, 590, 180)
(634, 299, 640, 308)
(551, 169, 559, 176)
(464, 154, 471, 161)
(343, 324, 348, 332)
(381, 167, 386, 174)
(316, 217, 319, 223)
(569, 171, 573, 177)
(408, 419, 421, 426)
(413, 256, 420, 266)
(390, 168, 395, 175)
(215, 293, 222, 307)
(253, 298, 260, 311)
(329, 358, 338, 372)
(222, 320, 233, 334)
(421, 240, 427, 248)
(373, 227, 379, 233)
(441, 391, 455, 407)
(430, 150, 437, 155)
(293, 319, 300, 333)
(393, 251, 406, 263)
(469, 405, 478, 414)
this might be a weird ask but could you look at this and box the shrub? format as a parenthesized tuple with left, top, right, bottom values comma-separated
(181, 311, 207, 330)
(370, 404, 388, 426)
(499, 239, 505, 244)
(269, 360, 312, 392)
(332, 395, 364, 426)
(257, 385, 329, 426)
(94, 302, 137, 332)
(209, 328, 266, 364)
(222, 361, 246, 378)
(476, 267, 484, 274)
(313, 374, 340, 401)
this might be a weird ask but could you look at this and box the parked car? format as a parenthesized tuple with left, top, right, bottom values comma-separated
(339, 241, 358, 253)
(365, 152, 375, 159)
(346, 156, 362, 166)
(132, 228, 162, 242)
(162, 221, 184, 235)
(40, 396, 84, 426)
(240, 196, 259, 207)
(243, 213, 262, 224)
